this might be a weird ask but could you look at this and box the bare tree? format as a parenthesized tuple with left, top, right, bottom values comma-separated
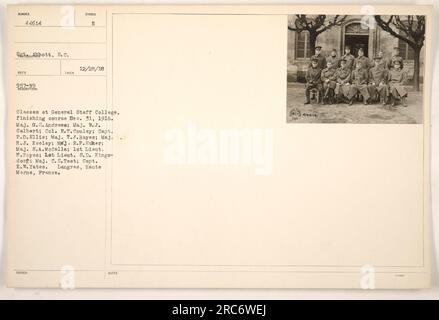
(375, 15, 425, 91)
(288, 15, 348, 53)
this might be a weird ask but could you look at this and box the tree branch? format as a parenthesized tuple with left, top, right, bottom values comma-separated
(374, 15, 419, 49)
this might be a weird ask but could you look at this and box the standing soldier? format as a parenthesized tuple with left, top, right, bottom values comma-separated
(347, 61, 370, 105)
(341, 45, 355, 70)
(354, 47, 372, 70)
(310, 45, 327, 70)
(368, 55, 388, 105)
(387, 46, 404, 70)
(326, 49, 340, 69)
(376, 49, 388, 69)
(304, 57, 323, 105)
(387, 60, 408, 107)
(334, 58, 351, 103)
(321, 60, 337, 104)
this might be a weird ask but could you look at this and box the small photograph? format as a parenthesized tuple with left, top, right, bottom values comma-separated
(286, 15, 426, 124)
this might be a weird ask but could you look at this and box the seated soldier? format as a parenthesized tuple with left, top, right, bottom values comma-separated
(387, 46, 404, 70)
(368, 55, 388, 105)
(387, 60, 408, 107)
(321, 60, 337, 104)
(347, 61, 370, 105)
(334, 58, 351, 103)
(304, 57, 322, 105)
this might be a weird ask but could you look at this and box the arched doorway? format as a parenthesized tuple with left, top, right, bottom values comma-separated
(343, 22, 370, 57)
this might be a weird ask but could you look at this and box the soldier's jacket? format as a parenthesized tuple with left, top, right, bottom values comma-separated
(387, 55, 404, 69)
(368, 66, 388, 84)
(305, 66, 322, 84)
(321, 67, 337, 82)
(351, 68, 368, 85)
(373, 58, 387, 69)
(310, 53, 327, 70)
(341, 53, 355, 70)
(335, 66, 351, 84)
(355, 56, 372, 70)
(326, 56, 340, 69)
(388, 68, 407, 84)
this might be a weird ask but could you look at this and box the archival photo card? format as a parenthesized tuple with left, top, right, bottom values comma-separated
(5, 5, 432, 289)
(287, 14, 426, 124)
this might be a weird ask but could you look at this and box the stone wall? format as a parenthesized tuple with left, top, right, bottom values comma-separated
(287, 16, 425, 84)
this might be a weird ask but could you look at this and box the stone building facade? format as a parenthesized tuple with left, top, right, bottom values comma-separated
(287, 15, 425, 84)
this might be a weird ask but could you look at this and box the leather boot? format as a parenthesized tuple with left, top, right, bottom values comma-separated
(402, 96, 407, 107)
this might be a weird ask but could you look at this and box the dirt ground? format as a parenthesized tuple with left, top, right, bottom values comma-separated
(287, 83, 423, 124)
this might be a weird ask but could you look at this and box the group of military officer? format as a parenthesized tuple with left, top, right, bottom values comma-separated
(304, 45, 408, 108)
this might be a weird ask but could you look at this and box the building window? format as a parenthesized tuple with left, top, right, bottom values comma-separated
(296, 31, 311, 59)
(398, 39, 415, 60)
(397, 20, 417, 61)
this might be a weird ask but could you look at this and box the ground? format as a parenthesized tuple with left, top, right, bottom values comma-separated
(287, 83, 423, 124)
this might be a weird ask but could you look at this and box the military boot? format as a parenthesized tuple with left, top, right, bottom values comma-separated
(401, 96, 407, 107)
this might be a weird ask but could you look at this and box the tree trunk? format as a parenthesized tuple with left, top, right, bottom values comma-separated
(309, 31, 318, 55)
(413, 48, 421, 91)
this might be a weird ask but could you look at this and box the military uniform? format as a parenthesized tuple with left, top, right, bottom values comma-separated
(368, 62, 388, 103)
(310, 52, 327, 70)
(334, 65, 351, 99)
(354, 55, 372, 70)
(326, 55, 340, 69)
(387, 55, 404, 69)
(341, 53, 355, 70)
(348, 67, 370, 103)
(373, 57, 388, 69)
(321, 66, 337, 103)
(388, 68, 407, 98)
(304, 64, 322, 103)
